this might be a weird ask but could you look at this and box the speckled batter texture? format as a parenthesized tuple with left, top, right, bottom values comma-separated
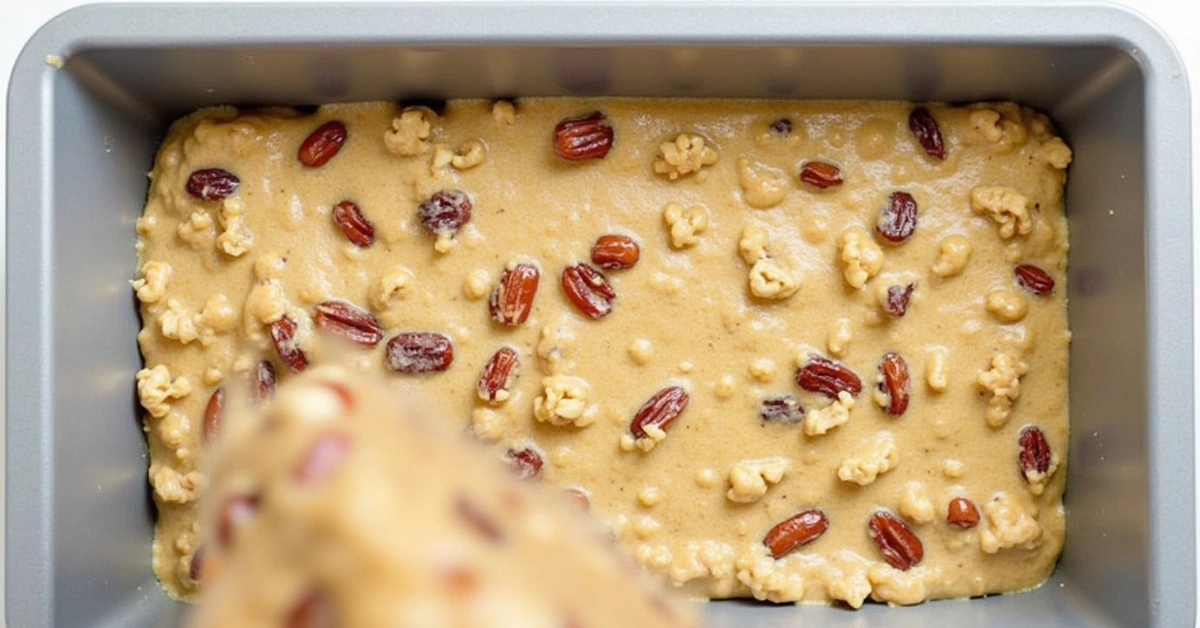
(134, 98, 1071, 607)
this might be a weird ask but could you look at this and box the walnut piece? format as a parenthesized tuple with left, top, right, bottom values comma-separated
(663, 202, 709, 249)
(384, 108, 435, 156)
(243, 280, 288, 338)
(867, 564, 929, 606)
(897, 481, 935, 524)
(748, 358, 776, 382)
(737, 157, 788, 208)
(371, 267, 415, 310)
(462, 269, 491, 301)
(1041, 137, 1073, 170)
(628, 338, 654, 365)
(925, 348, 949, 392)
(966, 106, 1028, 152)
(132, 261, 172, 304)
(970, 186, 1032, 239)
(432, 139, 487, 173)
(469, 407, 507, 442)
(838, 431, 898, 485)
(985, 289, 1027, 323)
(979, 492, 1042, 553)
(491, 100, 516, 126)
(176, 211, 215, 250)
(535, 322, 575, 375)
(533, 375, 595, 427)
(931, 235, 971, 277)
(748, 258, 800, 300)
(136, 365, 192, 419)
(195, 294, 236, 344)
(738, 225, 770, 264)
(827, 318, 853, 357)
(149, 464, 206, 504)
(452, 139, 487, 169)
(726, 457, 789, 503)
(805, 390, 855, 437)
(838, 227, 884, 289)
(215, 198, 253, 257)
(653, 133, 719, 180)
(734, 546, 807, 603)
(977, 353, 1029, 428)
(253, 253, 286, 282)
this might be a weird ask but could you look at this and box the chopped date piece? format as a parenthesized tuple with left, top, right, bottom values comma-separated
(564, 487, 591, 512)
(799, 161, 843, 189)
(313, 300, 383, 346)
(908, 107, 945, 160)
(760, 394, 805, 423)
(884, 283, 914, 317)
(630, 386, 689, 439)
(331, 200, 374, 247)
(188, 545, 207, 583)
(186, 168, 239, 201)
(297, 120, 348, 168)
(216, 494, 259, 546)
(490, 264, 540, 326)
(294, 431, 352, 485)
(877, 352, 910, 416)
(561, 263, 617, 319)
(270, 316, 309, 373)
(456, 495, 504, 543)
(553, 111, 614, 160)
(1019, 425, 1053, 478)
(796, 355, 863, 398)
(504, 447, 544, 480)
(320, 381, 356, 412)
(876, 191, 918, 243)
(590, 234, 640, 270)
(440, 563, 480, 594)
(868, 510, 924, 570)
(203, 387, 224, 443)
(285, 591, 334, 628)
(253, 360, 277, 404)
(946, 497, 981, 529)
(764, 509, 829, 558)
(418, 189, 472, 235)
(1015, 264, 1055, 296)
(386, 332, 454, 373)
(477, 346, 520, 403)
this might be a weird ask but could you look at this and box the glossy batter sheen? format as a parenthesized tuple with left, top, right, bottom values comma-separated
(134, 98, 1071, 607)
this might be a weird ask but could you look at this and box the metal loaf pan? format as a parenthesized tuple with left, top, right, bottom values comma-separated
(6, 3, 1194, 627)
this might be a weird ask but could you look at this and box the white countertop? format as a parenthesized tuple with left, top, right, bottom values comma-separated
(1, 0, 1198, 624)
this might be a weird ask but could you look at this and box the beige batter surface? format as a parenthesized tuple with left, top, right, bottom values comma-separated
(189, 365, 695, 628)
(134, 97, 1071, 607)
